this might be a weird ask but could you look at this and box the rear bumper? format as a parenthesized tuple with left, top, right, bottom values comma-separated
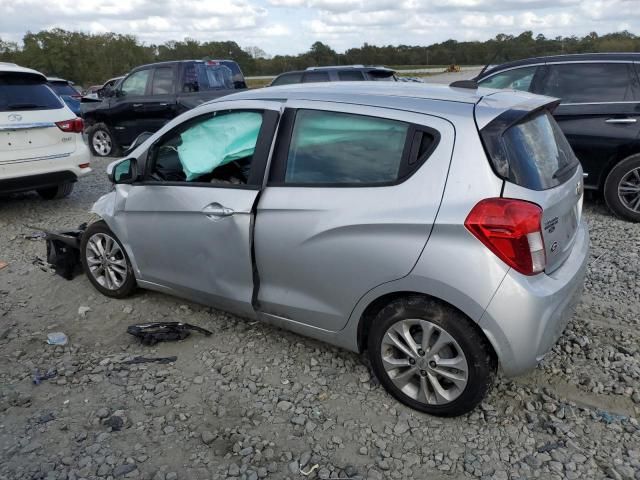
(479, 220, 590, 377)
(0, 145, 91, 194)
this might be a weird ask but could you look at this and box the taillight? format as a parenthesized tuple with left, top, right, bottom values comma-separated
(465, 198, 546, 275)
(56, 118, 84, 133)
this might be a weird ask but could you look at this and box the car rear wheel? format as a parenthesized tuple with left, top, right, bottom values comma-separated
(81, 221, 136, 298)
(368, 295, 497, 417)
(604, 154, 640, 222)
(88, 123, 120, 157)
(37, 182, 74, 200)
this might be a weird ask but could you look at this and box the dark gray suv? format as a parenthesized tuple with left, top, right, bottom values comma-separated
(269, 65, 396, 86)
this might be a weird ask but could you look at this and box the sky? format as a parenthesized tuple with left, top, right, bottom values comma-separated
(0, 0, 637, 55)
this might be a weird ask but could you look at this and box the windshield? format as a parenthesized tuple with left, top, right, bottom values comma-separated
(0, 76, 63, 112)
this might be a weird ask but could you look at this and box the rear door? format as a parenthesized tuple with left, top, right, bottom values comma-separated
(255, 101, 454, 331)
(0, 74, 76, 169)
(534, 62, 640, 188)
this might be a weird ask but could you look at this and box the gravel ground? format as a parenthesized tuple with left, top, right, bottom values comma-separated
(1, 155, 639, 480)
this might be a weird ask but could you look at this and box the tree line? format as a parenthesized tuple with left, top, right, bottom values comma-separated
(0, 29, 638, 86)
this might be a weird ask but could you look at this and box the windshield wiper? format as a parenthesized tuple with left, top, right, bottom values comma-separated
(7, 103, 49, 110)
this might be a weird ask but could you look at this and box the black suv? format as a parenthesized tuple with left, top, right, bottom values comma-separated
(269, 65, 396, 86)
(82, 60, 247, 157)
(476, 53, 640, 221)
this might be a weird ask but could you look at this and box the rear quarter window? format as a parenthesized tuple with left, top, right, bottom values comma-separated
(482, 110, 579, 190)
(271, 73, 303, 86)
(0, 75, 63, 111)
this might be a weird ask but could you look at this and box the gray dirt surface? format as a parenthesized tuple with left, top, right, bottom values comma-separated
(1, 155, 639, 480)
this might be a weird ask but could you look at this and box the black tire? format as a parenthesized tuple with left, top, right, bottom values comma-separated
(37, 182, 74, 200)
(88, 122, 120, 157)
(604, 154, 640, 222)
(80, 221, 136, 298)
(367, 295, 497, 417)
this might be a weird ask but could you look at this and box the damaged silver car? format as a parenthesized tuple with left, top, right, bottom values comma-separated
(84, 82, 589, 416)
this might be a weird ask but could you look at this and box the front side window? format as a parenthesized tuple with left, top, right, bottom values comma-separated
(540, 63, 634, 103)
(151, 67, 174, 95)
(285, 110, 409, 184)
(120, 69, 151, 96)
(151, 111, 263, 184)
(303, 72, 330, 83)
(479, 66, 537, 92)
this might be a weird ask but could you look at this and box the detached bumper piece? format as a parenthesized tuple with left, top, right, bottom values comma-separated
(43, 224, 86, 280)
(127, 322, 213, 346)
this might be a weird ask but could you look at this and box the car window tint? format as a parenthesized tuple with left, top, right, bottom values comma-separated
(0, 76, 63, 111)
(151, 67, 174, 95)
(303, 72, 330, 83)
(540, 63, 633, 103)
(197, 63, 234, 89)
(153, 111, 263, 184)
(183, 64, 199, 92)
(338, 71, 365, 81)
(479, 66, 537, 91)
(50, 82, 79, 96)
(285, 109, 409, 184)
(120, 69, 150, 96)
(272, 73, 303, 86)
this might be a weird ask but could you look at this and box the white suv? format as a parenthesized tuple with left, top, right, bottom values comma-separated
(0, 63, 90, 199)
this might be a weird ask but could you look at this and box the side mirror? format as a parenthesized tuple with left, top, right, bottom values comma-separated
(109, 158, 138, 184)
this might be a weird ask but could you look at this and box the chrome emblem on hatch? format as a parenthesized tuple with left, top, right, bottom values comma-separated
(576, 181, 583, 197)
(551, 241, 559, 253)
(7, 113, 22, 122)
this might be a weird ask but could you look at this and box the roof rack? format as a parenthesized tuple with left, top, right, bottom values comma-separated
(305, 65, 366, 70)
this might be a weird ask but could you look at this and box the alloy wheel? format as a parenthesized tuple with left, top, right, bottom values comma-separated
(380, 319, 469, 405)
(85, 233, 128, 290)
(92, 129, 113, 156)
(618, 167, 640, 213)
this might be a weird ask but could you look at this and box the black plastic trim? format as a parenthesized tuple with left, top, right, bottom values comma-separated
(0, 171, 77, 194)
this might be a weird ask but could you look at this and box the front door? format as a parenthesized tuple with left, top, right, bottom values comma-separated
(119, 101, 280, 317)
(254, 101, 455, 331)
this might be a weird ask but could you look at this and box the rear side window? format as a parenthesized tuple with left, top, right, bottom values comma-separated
(271, 73, 303, 86)
(540, 63, 634, 103)
(479, 66, 537, 92)
(0, 75, 63, 111)
(284, 110, 409, 184)
(483, 111, 579, 190)
(338, 71, 365, 81)
(303, 72, 330, 83)
(151, 67, 174, 95)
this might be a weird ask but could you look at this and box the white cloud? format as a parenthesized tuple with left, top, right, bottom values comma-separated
(0, 0, 636, 55)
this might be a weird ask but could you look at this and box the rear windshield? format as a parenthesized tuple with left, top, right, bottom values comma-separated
(50, 82, 78, 96)
(0, 76, 63, 112)
(483, 110, 578, 190)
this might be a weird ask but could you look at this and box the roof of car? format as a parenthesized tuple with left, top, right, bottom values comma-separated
(132, 59, 237, 70)
(276, 65, 395, 77)
(478, 52, 640, 79)
(221, 80, 531, 106)
(0, 63, 46, 80)
(46, 77, 69, 83)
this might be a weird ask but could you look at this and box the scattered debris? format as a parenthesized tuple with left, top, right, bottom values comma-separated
(37, 412, 55, 424)
(27, 223, 86, 279)
(46, 332, 68, 346)
(121, 356, 177, 365)
(0, 261, 7, 270)
(24, 230, 46, 241)
(33, 368, 58, 385)
(127, 322, 212, 346)
(78, 306, 91, 317)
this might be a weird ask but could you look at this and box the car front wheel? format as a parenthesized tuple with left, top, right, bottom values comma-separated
(368, 295, 497, 417)
(81, 221, 136, 298)
(604, 154, 640, 222)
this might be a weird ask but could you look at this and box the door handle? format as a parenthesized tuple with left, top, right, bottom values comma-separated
(202, 203, 234, 218)
(132, 103, 143, 108)
(605, 118, 637, 124)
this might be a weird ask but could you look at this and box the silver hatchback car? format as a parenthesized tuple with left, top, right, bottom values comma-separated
(84, 82, 589, 416)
